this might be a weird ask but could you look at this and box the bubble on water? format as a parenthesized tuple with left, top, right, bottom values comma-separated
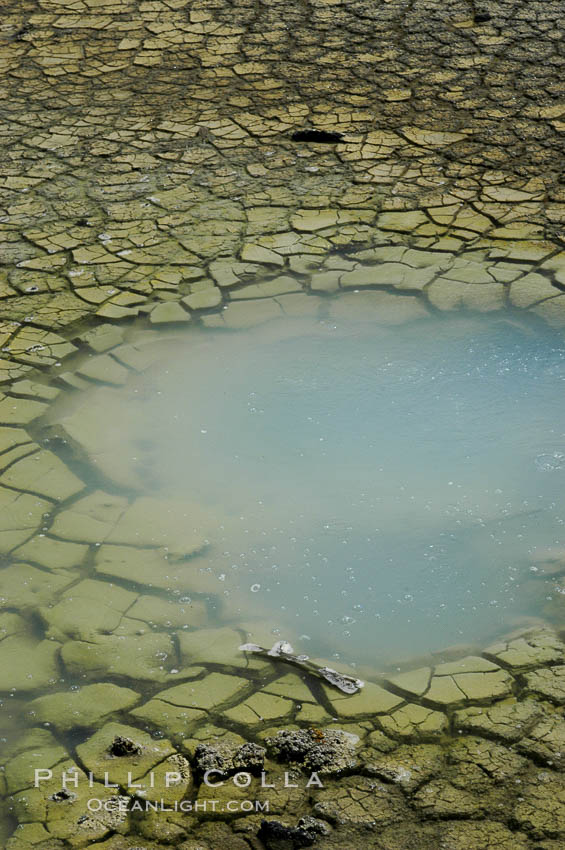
(535, 452, 565, 471)
(250, 583, 261, 592)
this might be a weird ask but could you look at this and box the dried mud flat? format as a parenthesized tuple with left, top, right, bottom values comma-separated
(2, 0, 565, 847)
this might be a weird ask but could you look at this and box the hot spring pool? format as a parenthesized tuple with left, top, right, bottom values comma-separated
(58, 310, 565, 671)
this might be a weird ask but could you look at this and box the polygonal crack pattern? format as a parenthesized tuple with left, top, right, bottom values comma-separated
(2, 1, 565, 848)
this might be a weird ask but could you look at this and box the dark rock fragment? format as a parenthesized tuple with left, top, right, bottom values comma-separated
(258, 817, 329, 849)
(48, 788, 76, 803)
(194, 740, 266, 778)
(108, 735, 142, 757)
(265, 728, 358, 775)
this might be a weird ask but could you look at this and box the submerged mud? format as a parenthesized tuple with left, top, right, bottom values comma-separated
(1, 0, 565, 847)
(42, 309, 565, 670)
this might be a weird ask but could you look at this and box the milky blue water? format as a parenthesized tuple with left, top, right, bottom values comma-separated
(71, 311, 565, 670)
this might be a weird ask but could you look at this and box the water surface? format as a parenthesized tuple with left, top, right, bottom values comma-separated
(60, 311, 565, 669)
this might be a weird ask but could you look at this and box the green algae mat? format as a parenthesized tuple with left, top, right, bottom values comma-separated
(2, 0, 565, 848)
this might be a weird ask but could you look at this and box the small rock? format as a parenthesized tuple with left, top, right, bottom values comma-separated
(265, 728, 359, 775)
(108, 735, 142, 757)
(258, 816, 329, 849)
(194, 740, 266, 779)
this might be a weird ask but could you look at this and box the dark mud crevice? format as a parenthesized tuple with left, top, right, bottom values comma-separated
(291, 129, 344, 144)
(34, 426, 140, 502)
